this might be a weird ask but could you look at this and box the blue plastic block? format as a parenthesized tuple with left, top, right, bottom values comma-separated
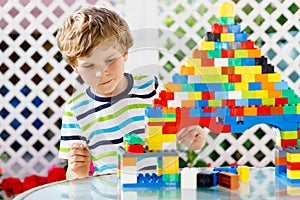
(228, 24, 240, 33)
(275, 165, 287, 177)
(283, 114, 300, 123)
(216, 107, 230, 118)
(190, 108, 202, 117)
(248, 82, 262, 90)
(241, 58, 255, 66)
(172, 73, 188, 84)
(214, 166, 238, 174)
(194, 83, 209, 91)
(234, 32, 248, 42)
(215, 91, 228, 100)
(275, 81, 288, 90)
(211, 171, 219, 186)
(207, 83, 223, 91)
(195, 100, 209, 107)
(214, 42, 223, 50)
(248, 98, 262, 106)
(222, 42, 229, 50)
(145, 107, 162, 118)
(275, 177, 287, 190)
(235, 99, 248, 106)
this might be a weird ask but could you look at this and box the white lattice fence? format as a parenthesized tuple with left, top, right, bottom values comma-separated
(0, 0, 299, 180)
(158, 0, 299, 167)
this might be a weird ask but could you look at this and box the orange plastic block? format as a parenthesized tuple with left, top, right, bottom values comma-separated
(244, 106, 257, 116)
(270, 106, 284, 115)
(165, 83, 182, 92)
(219, 172, 239, 190)
(163, 107, 176, 114)
(269, 90, 282, 98)
(179, 65, 195, 75)
(192, 49, 208, 58)
(255, 74, 268, 82)
(261, 82, 274, 90)
(275, 157, 287, 166)
(248, 49, 261, 58)
(222, 66, 235, 74)
(182, 100, 195, 108)
(122, 157, 136, 166)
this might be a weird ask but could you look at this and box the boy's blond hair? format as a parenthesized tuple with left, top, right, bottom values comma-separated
(56, 6, 133, 66)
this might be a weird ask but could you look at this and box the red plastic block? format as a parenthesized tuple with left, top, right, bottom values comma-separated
(159, 90, 174, 101)
(275, 157, 287, 166)
(202, 92, 215, 100)
(241, 40, 254, 49)
(212, 23, 228, 33)
(270, 106, 284, 115)
(222, 66, 235, 74)
(201, 58, 215, 66)
(162, 122, 179, 134)
(228, 74, 241, 82)
(287, 161, 300, 170)
(127, 144, 144, 153)
(230, 107, 244, 116)
(298, 130, 300, 138)
(281, 139, 298, 148)
(275, 98, 288, 106)
(147, 122, 165, 126)
(257, 105, 271, 115)
(203, 107, 217, 113)
(221, 50, 235, 58)
(153, 99, 165, 107)
(222, 99, 236, 107)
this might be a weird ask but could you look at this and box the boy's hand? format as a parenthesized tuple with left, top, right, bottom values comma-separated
(177, 125, 207, 151)
(67, 143, 90, 180)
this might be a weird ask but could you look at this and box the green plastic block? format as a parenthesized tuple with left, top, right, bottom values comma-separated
(162, 174, 179, 182)
(262, 98, 275, 106)
(218, 17, 235, 25)
(289, 97, 300, 105)
(208, 100, 222, 107)
(123, 133, 144, 144)
(282, 89, 294, 98)
(208, 50, 221, 58)
(235, 50, 248, 58)
(228, 58, 242, 66)
(162, 113, 176, 118)
(182, 84, 195, 92)
(223, 83, 235, 91)
(284, 105, 296, 114)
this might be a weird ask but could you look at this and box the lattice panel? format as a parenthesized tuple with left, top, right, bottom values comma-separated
(158, 0, 299, 167)
(0, 0, 125, 179)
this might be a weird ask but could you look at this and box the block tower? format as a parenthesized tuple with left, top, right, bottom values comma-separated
(145, 2, 300, 184)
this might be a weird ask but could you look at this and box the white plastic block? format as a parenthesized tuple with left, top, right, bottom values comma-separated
(181, 167, 198, 189)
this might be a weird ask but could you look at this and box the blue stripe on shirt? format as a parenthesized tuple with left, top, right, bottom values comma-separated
(62, 123, 80, 129)
(71, 99, 93, 110)
(94, 164, 117, 173)
(133, 79, 154, 89)
(88, 115, 144, 140)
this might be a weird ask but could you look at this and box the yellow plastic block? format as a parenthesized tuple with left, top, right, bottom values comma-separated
(268, 73, 281, 82)
(242, 91, 255, 98)
(202, 75, 228, 83)
(163, 156, 179, 174)
(148, 142, 162, 151)
(255, 90, 269, 98)
(185, 57, 202, 67)
(147, 133, 163, 143)
(241, 74, 255, 82)
(201, 40, 214, 50)
(157, 168, 163, 176)
(262, 98, 275, 106)
(188, 92, 202, 100)
(147, 126, 162, 137)
(117, 169, 120, 177)
(237, 166, 250, 181)
(287, 186, 300, 196)
(218, 2, 234, 17)
(244, 106, 257, 116)
(221, 33, 234, 42)
(287, 169, 300, 179)
(287, 153, 300, 163)
(179, 65, 195, 75)
(235, 82, 248, 91)
(195, 66, 222, 75)
(280, 131, 298, 140)
(297, 104, 300, 114)
(162, 134, 177, 142)
(235, 66, 261, 74)
(208, 100, 222, 107)
(234, 50, 248, 58)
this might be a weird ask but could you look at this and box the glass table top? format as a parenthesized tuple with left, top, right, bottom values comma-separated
(14, 167, 300, 200)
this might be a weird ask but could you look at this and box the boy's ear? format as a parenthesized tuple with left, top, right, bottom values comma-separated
(124, 51, 128, 61)
(71, 65, 79, 73)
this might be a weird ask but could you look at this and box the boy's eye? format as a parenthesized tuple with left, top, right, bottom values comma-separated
(105, 59, 115, 64)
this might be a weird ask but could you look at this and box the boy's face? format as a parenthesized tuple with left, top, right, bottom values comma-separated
(73, 43, 128, 97)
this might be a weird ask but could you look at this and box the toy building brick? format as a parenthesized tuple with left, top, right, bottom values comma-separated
(145, 1, 300, 184)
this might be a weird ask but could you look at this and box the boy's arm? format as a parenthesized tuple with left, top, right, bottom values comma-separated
(177, 125, 207, 151)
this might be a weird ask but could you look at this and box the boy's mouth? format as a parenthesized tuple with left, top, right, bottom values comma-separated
(101, 80, 112, 85)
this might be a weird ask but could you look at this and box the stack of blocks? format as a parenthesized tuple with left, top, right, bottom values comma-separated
(145, 1, 300, 184)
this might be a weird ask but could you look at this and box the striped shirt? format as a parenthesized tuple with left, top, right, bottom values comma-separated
(59, 73, 158, 174)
